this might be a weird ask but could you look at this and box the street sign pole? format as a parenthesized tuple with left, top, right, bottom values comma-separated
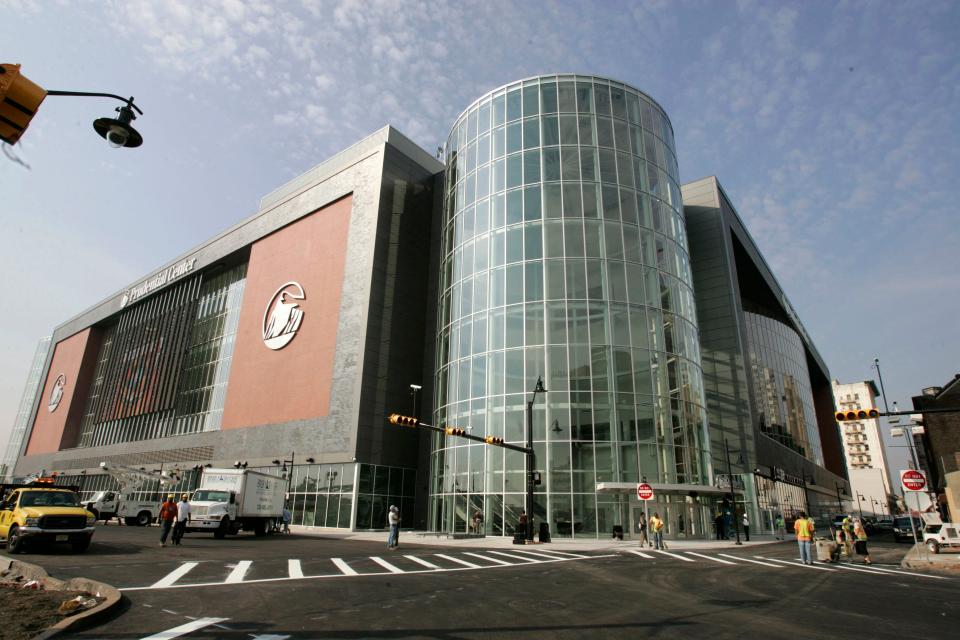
(637, 482, 654, 546)
(900, 469, 927, 554)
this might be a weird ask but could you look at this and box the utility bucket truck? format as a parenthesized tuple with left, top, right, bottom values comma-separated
(188, 468, 285, 538)
(87, 462, 180, 526)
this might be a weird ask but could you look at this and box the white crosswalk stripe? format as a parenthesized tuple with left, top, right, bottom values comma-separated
(370, 556, 405, 573)
(331, 558, 358, 576)
(654, 550, 695, 562)
(434, 553, 482, 568)
(140, 617, 229, 639)
(686, 552, 736, 565)
(718, 554, 781, 567)
(626, 549, 656, 559)
(757, 556, 836, 571)
(463, 551, 513, 566)
(224, 560, 251, 583)
(405, 555, 441, 570)
(288, 559, 303, 579)
(150, 562, 198, 589)
(505, 549, 572, 561)
(486, 550, 543, 563)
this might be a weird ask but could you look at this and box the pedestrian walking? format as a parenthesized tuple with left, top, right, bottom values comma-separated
(387, 505, 400, 549)
(794, 511, 815, 565)
(158, 494, 178, 547)
(637, 513, 650, 547)
(853, 518, 872, 565)
(714, 512, 726, 540)
(742, 512, 750, 541)
(518, 509, 528, 537)
(650, 512, 665, 549)
(282, 504, 292, 533)
(775, 514, 786, 540)
(472, 509, 484, 534)
(172, 493, 191, 545)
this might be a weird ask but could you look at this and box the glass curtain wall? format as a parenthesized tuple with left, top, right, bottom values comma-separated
(743, 311, 824, 466)
(77, 264, 247, 448)
(1, 336, 51, 481)
(433, 75, 710, 538)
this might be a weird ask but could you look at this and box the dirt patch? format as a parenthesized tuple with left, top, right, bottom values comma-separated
(0, 585, 94, 640)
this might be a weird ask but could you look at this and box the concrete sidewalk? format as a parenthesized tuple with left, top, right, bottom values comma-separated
(902, 544, 960, 575)
(288, 526, 786, 552)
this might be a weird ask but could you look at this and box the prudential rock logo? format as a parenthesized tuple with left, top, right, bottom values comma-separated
(48, 373, 66, 413)
(262, 282, 305, 350)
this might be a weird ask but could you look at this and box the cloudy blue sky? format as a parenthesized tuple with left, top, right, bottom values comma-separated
(3, 0, 958, 475)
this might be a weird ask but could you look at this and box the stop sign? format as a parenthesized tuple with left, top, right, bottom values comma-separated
(636, 483, 654, 501)
(901, 469, 927, 492)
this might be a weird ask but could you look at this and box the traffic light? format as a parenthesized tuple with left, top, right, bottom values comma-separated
(484, 435, 504, 445)
(835, 408, 880, 422)
(0, 64, 47, 145)
(388, 414, 418, 427)
(444, 426, 466, 436)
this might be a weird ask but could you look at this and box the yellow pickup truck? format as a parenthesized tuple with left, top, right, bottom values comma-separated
(0, 486, 96, 553)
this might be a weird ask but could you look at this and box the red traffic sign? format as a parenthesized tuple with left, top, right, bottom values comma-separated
(636, 483, 654, 501)
(901, 469, 927, 492)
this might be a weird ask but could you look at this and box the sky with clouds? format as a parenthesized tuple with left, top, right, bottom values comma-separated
(3, 0, 958, 475)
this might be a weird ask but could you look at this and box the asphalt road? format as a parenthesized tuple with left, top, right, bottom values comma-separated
(12, 525, 956, 639)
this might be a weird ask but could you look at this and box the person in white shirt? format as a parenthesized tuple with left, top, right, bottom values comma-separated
(173, 494, 191, 546)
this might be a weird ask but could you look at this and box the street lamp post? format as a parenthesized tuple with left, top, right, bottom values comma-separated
(410, 384, 422, 420)
(272, 452, 296, 498)
(835, 482, 846, 514)
(525, 377, 547, 541)
(855, 492, 865, 521)
(723, 437, 742, 545)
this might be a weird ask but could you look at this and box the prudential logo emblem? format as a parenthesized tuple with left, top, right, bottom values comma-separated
(48, 374, 66, 413)
(262, 282, 305, 350)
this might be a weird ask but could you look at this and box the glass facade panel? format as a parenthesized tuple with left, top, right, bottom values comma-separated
(436, 76, 709, 537)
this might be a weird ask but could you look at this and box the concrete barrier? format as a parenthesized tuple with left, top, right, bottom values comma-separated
(0, 558, 122, 639)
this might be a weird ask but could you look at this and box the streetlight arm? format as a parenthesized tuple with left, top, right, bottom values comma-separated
(46, 90, 144, 115)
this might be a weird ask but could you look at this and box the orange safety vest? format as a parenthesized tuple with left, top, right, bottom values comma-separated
(794, 518, 814, 540)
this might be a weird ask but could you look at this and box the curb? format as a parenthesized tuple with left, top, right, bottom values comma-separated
(0, 558, 123, 639)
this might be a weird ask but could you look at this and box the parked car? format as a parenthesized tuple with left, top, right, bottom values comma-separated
(892, 516, 924, 542)
(923, 522, 960, 554)
(874, 517, 894, 531)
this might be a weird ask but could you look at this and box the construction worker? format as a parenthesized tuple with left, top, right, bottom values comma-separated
(853, 518, 872, 564)
(158, 494, 178, 547)
(840, 516, 855, 561)
(650, 512, 665, 549)
(794, 511, 815, 565)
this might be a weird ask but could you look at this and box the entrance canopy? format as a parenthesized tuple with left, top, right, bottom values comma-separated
(595, 482, 743, 496)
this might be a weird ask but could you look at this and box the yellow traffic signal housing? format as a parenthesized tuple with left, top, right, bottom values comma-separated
(388, 414, 418, 427)
(835, 408, 880, 422)
(444, 426, 466, 437)
(484, 435, 504, 445)
(0, 64, 47, 145)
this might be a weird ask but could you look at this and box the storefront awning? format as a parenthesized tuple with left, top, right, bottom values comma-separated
(595, 482, 743, 496)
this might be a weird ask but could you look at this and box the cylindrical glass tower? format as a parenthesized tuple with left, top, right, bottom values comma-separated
(433, 75, 710, 538)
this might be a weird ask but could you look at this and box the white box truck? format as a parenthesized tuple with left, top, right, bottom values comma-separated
(188, 468, 286, 538)
(87, 462, 181, 526)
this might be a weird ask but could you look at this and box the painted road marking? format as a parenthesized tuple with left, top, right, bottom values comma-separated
(140, 617, 229, 639)
(331, 558, 359, 576)
(757, 557, 836, 571)
(508, 549, 573, 561)
(463, 552, 513, 566)
(370, 556, 405, 573)
(718, 554, 782, 567)
(529, 549, 590, 559)
(626, 549, 655, 559)
(120, 552, 618, 591)
(288, 559, 304, 579)
(434, 554, 482, 568)
(487, 550, 542, 563)
(654, 550, 695, 562)
(826, 561, 948, 580)
(405, 555, 441, 570)
(224, 560, 251, 584)
(150, 562, 198, 589)
(686, 552, 736, 565)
